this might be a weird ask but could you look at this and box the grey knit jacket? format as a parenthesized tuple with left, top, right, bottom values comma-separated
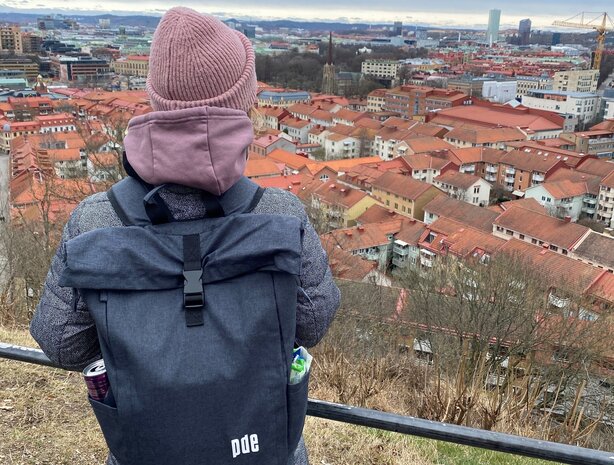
(30, 182, 340, 465)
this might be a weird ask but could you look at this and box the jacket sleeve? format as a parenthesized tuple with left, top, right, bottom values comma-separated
(254, 189, 340, 347)
(270, 192, 340, 348)
(295, 211, 341, 348)
(30, 204, 102, 371)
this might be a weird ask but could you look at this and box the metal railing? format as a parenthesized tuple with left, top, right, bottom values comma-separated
(1, 341, 614, 465)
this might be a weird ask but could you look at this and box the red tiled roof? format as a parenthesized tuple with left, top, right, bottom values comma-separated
(334, 109, 367, 123)
(572, 231, 614, 270)
(446, 147, 506, 165)
(357, 204, 403, 224)
(496, 239, 607, 299)
(500, 149, 565, 173)
(603, 171, 614, 189)
(547, 168, 601, 196)
(420, 217, 506, 258)
(395, 219, 427, 246)
(253, 174, 316, 196)
(371, 171, 437, 201)
(281, 116, 313, 129)
(431, 104, 563, 132)
(423, 195, 500, 232)
(403, 136, 454, 154)
(539, 180, 589, 199)
(434, 171, 483, 190)
(313, 181, 370, 209)
(587, 272, 614, 304)
(320, 240, 378, 282)
(245, 155, 282, 178)
(576, 158, 614, 179)
(342, 164, 385, 188)
(445, 126, 526, 144)
(354, 118, 383, 130)
(494, 206, 590, 250)
(402, 154, 453, 171)
(499, 198, 548, 215)
(267, 149, 310, 170)
(323, 220, 403, 252)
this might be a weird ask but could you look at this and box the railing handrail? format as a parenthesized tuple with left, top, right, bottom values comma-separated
(1, 342, 613, 465)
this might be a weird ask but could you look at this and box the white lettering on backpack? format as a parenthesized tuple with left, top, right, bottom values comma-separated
(231, 434, 259, 459)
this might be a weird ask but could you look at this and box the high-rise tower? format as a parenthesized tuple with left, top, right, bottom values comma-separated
(321, 32, 337, 95)
(487, 9, 501, 46)
(519, 18, 531, 46)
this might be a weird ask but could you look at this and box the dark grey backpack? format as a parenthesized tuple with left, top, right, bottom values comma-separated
(59, 177, 308, 465)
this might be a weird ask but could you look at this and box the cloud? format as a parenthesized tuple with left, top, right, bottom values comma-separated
(3, 0, 613, 28)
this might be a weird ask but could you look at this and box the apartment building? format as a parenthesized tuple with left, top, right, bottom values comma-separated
(51, 56, 111, 82)
(525, 180, 595, 221)
(570, 231, 614, 273)
(417, 217, 506, 268)
(321, 220, 404, 270)
(367, 88, 387, 112)
(400, 154, 457, 184)
(257, 90, 311, 108)
(112, 55, 149, 77)
(0, 58, 39, 80)
(482, 81, 517, 104)
(493, 205, 590, 255)
(249, 133, 296, 157)
(383, 85, 467, 119)
(36, 113, 77, 133)
(521, 90, 599, 128)
(553, 69, 599, 93)
(560, 129, 614, 159)
(597, 171, 614, 228)
(444, 126, 526, 150)
(445, 147, 507, 183)
(324, 133, 361, 159)
(311, 181, 379, 229)
(0, 26, 22, 53)
(429, 100, 565, 140)
(279, 117, 315, 143)
(371, 171, 442, 221)
(515, 75, 553, 99)
(391, 219, 427, 272)
(497, 149, 566, 193)
(361, 59, 402, 80)
(433, 171, 491, 206)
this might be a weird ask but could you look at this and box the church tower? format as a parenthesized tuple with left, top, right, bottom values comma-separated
(321, 32, 337, 95)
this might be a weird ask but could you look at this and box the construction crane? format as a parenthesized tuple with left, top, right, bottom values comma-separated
(553, 12, 613, 71)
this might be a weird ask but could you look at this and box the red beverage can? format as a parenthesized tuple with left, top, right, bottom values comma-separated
(83, 359, 109, 401)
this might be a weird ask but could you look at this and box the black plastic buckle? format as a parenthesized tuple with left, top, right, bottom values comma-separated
(183, 270, 204, 308)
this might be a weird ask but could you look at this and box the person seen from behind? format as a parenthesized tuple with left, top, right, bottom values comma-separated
(30, 6, 340, 465)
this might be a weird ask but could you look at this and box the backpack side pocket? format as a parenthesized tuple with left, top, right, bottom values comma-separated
(286, 369, 310, 455)
(88, 396, 128, 462)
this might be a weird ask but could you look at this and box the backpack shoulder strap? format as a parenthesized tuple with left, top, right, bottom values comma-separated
(108, 177, 266, 226)
(107, 177, 152, 226)
(246, 186, 265, 213)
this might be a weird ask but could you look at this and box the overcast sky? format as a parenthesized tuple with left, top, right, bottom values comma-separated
(1, 0, 612, 29)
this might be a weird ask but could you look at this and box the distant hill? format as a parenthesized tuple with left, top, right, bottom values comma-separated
(0, 12, 161, 28)
(0, 11, 432, 32)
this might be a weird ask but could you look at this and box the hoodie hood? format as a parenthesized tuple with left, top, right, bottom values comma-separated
(123, 106, 253, 195)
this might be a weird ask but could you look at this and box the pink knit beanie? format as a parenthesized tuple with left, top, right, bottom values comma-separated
(147, 7, 257, 113)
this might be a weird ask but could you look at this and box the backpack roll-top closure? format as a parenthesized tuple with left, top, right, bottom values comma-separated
(59, 214, 303, 291)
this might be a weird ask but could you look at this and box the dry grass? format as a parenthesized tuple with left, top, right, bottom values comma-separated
(1, 326, 557, 465)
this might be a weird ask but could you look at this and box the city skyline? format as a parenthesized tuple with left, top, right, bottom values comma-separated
(0, 1, 612, 30)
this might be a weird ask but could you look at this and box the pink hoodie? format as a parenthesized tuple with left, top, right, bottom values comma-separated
(123, 106, 254, 196)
